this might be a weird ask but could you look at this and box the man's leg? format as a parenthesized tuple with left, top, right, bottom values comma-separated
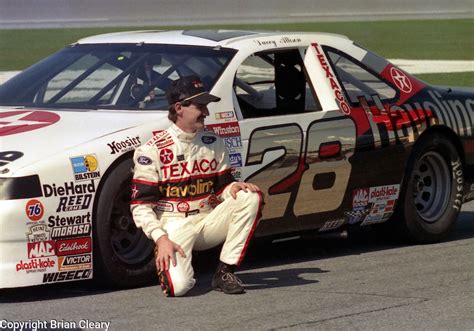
(194, 191, 263, 293)
(159, 220, 199, 297)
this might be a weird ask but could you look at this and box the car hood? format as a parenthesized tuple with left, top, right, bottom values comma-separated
(0, 107, 168, 175)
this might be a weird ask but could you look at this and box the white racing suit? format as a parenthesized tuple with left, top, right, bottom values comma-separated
(131, 124, 263, 296)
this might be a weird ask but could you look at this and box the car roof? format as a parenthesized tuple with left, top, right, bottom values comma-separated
(76, 30, 349, 48)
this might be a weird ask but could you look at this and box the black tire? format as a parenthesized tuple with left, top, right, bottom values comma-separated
(93, 158, 156, 288)
(391, 133, 464, 243)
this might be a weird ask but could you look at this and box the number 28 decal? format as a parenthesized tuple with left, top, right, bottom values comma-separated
(245, 118, 356, 219)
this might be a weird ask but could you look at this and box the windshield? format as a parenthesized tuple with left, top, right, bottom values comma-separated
(0, 44, 236, 110)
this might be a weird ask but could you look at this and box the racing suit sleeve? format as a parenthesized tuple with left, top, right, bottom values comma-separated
(130, 145, 166, 242)
(214, 138, 237, 201)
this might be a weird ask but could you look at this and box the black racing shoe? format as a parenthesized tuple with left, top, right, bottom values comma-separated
(212, 262, 245, 294)
(158, 271, 173, 297)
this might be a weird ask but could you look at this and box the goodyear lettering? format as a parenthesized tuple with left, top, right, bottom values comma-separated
(42, 269, 92, 283)
(43, 180, 95, 197)
(108, 136, 141, 154)
(452, 158, 464, 210)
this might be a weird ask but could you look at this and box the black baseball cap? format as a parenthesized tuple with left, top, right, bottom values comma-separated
(166, 75, 221, 105)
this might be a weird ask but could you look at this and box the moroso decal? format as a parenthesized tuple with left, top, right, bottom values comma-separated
(0, 110, 60, 136)
(48, 212, 91, 240)
(311, 43, 351, 115)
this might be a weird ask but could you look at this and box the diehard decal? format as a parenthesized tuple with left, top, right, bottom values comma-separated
(43, 181, 95, 213)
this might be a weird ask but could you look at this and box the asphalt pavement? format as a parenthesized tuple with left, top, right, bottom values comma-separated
(1, 201, 473, 330)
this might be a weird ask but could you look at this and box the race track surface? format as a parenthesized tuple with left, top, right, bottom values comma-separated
(1, 201, 473, 330)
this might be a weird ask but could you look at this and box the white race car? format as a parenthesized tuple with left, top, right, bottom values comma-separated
(1, 30, 473, 288)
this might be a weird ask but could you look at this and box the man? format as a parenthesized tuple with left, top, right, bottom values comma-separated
(131, 75, 263, 297)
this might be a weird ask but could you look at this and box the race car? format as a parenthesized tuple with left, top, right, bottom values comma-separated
(1, 30, 473, 289)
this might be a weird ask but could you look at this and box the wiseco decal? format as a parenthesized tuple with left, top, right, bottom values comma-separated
(311, 43, 351, 115)
(0, 110, 60, 136)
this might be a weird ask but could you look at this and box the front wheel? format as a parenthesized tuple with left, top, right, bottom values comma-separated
(93, 158, 156, 288)
(395, 133, 464, 243)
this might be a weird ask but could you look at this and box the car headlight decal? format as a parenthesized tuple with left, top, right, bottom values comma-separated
(0, 175, 43, 200)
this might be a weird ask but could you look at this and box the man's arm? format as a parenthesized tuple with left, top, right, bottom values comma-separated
(130, 145, 185, 271)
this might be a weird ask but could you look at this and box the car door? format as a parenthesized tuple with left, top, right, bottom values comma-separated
(232, 46, 356, 236)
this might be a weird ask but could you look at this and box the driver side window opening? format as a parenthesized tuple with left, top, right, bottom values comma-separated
(235, 49, 321, 119)
(324, 48, 397, 104)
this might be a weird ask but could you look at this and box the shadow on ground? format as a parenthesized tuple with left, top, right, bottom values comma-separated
(1, 210, 472, 302)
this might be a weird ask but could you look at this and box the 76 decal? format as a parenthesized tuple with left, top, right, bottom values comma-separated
(26, 199, 44, 222)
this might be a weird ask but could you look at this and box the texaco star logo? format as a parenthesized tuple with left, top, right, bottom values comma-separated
(159, 148, 174, 165)
(390, 67, 412, 93)
(131, 185, 139, 200)
(0, 110, 60, 136)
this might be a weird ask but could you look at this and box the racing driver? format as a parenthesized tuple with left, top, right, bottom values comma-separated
(130, 76, 263, 296)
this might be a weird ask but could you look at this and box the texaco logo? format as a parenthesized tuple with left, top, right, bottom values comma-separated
(159, 148, 174, 165)
(390, 67, 412, 93)
(0, 111, 60, 136)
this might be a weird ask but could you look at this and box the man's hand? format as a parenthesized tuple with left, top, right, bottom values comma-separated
(229, 182, 261, 199)
(155, 235, 186, 272)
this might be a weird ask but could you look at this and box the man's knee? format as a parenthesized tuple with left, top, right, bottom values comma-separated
(235, 190, 261, 210)
(169, 274, 196, 297)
